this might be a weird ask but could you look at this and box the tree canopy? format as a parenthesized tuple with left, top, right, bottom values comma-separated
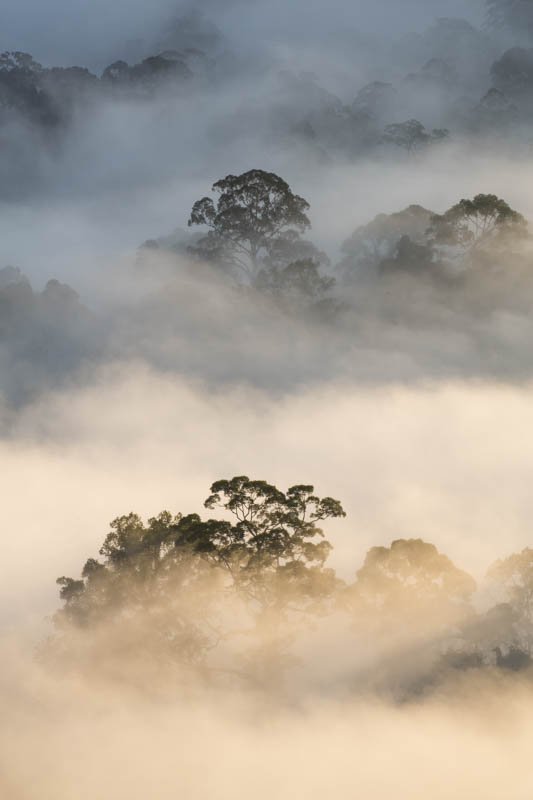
(428, 193, 527, 256)
(187, 169, 312, 280)
(53, 476, 346, 686)
(488, 548, 533, 656)
(49, 484, 533, 695)
(346, 538, 476, 634)
(381, 120, 449, 155)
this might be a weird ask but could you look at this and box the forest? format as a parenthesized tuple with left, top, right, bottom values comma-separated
(3, 1, 533, 798)
(51, 474, 533, 699)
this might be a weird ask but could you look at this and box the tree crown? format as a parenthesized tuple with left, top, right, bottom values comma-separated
(188, 169, 311, 279)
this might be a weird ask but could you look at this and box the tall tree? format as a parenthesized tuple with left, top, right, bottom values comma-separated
(428, 193, 527, 256)
(187, 170, 311, 280)
(173, 477, 345, 683)
(347, 538, 476, 635)
(52, 476, 346, 687)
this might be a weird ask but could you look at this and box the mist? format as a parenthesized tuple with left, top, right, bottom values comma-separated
(3, 0, 533, 796)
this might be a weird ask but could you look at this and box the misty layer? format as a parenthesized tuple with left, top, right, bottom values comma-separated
(3, 2, 533, 797)
(3, 370, 533, 795)
(3, 175, 533, 412)
(3, 6, 533, 205)
(40, 472, 533, 703)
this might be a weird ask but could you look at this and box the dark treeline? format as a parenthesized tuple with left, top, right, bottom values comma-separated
(48, 474, 533, 700)
(5, 5, 533, 176)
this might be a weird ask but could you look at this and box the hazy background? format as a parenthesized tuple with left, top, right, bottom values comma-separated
(1, 0, 482, 69)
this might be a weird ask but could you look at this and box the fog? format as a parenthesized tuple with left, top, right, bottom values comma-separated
(4, 372, 533, 626)
(1, 0, 481, 69)
(3, 658, 533, 800)
(3, 0, 533, 795)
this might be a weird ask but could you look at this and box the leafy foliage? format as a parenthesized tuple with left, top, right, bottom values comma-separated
(255, 258, 336, 308)
(347, 538, 476, 632)
(188, 170, 311, 279)
(53, 476, 346, 685)
(338, 205, 435, 279)
(428, 193, 527, 255)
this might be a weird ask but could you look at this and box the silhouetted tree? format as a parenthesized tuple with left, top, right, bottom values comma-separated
(188, 170, 311, 280)
(379, 235, 436, 276)
(101, 53, 192, 92)
(347, 538, 476, 634)
(381, 120, 449, 155)
(428, 193, 527, 256)
(491, 47, 533, 93)
(338, 204, 434, 280)
(53, 476, 345, 687)
(0, 50, 60, 127)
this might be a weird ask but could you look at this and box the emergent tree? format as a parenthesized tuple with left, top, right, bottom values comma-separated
(428, 193, 527, 256)
(187, 169, 312, 280)
(53, 476, 346, 687)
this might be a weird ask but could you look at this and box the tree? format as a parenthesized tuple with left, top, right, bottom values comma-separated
(255, 258, 336, 309)
(381, 120, 449, 155)
(428, 193, 527, 257)
(347, 539, 476, 635)
(352, 81, 397, 121)
(52, 476, 346, 687)
(187, 170, 311, 280)
(55, 511, 218, 673)
(0, 50, 59, 127)
(261, 234, 330, 272)
(338, 204, 434, 280)
(487, 548, 533, 655)
(343, 539, 477, 700)
(490, 47, 533, 93)
(0, 51, 43, 73)
(379, 235, 436, 276)
(101, 53, 192, 92)
(471, 88, 518, 132)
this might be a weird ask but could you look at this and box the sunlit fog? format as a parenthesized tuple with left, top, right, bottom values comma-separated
(2, 1, 533, 797)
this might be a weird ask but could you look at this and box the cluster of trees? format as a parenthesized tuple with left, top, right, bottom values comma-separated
(148, 169, 529, 296)
(281, 15, 533, 160)
(50, 474, 533, 697)
(143, 169, 335, 312)
(339, 192, 528, 282)
(4, 10, 533, 162)
(0, 11, 227, 135)
(52, 477, 345, 687)
(0, 169, 530, 410)
(0, 48, 195, 131)
(0, 266, 98, 406)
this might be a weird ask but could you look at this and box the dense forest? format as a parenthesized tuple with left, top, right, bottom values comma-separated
(3, 1, 533, 798)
